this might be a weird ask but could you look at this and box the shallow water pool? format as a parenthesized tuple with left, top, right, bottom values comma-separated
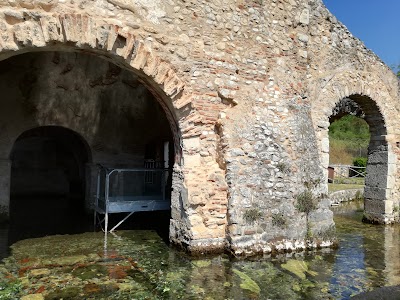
(0, 200, 399, 299)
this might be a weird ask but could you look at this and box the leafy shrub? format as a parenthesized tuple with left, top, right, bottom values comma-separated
(271, 213, 287, 228)
(352, 157, 367, 177)
(276, 162, 290, 174)
(243, 208, 263, 225)
(353, 157, 367, 168)
(296, 190, 316, 214)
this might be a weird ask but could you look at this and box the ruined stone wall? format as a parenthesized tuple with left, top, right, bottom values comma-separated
(306, 1, 400, 223)
(0, 0, 397, 254)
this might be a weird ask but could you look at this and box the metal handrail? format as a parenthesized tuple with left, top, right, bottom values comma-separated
(94, 164, 171, 233)
(328, 164, 366, 184)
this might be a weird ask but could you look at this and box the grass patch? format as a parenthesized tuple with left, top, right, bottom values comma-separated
(330, 140, 357, 165)
(328, 183, 364, 193)
(329, 115, 369, 165)
(331, 177, 365, 185)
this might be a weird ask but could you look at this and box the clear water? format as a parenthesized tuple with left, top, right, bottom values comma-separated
(0, 200, 399, 299)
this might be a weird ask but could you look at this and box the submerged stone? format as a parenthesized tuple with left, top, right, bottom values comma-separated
(192, 260, 212, 268)
(281, 259, 317, 280)
(352, 285, 400, 299)
(0, 205, 395, 300)
(29, 268, 51, 277)
(71, 264, 107, 280)
(45, 287, 81, 299)
(233, 269, 261, 295)
(20, 294, 44, 300)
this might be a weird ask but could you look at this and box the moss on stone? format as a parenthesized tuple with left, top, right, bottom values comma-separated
(192, 260, 211, 268)
(44, 287, 81, 300)
(281, 259, 317, 280)
(233, 269, 260, 295)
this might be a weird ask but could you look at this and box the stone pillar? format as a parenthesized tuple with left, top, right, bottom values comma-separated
(0, 159, 11, 221)
(315, 122, 330, 195)
(364, 143, 396, 223)
(320, 136, 330, 194)
(169, 135, 228, 253)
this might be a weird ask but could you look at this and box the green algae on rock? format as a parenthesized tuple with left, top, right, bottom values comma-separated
(20, 294, 44, 300)
(232, 269, 261, 295)
(0, 279, 22, 300)
(192, 260, 212, 268)
(281, 260, 317, 280)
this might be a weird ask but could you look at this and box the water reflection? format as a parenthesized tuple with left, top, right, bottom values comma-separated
(383, 226, 400, 286)
(0, 203, 171, 261)
(1, 200, 400, 299)
(330, 234, 366, 298)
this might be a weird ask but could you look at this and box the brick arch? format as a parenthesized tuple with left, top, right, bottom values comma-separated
(310, 70, 396, 130)
(310, 70, 400, 223)
(0, 13, 207, 249)
(9, 125, 93, 163)
(0, 13, 194, 162)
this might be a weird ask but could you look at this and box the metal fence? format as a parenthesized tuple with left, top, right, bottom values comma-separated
(328, 164, 366, 184)
(94, 164, 171, 233)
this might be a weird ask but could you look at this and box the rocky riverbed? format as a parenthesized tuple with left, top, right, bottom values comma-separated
(1, 200, 399, 299)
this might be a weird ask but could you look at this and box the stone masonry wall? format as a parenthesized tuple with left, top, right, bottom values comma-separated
(306, 1, 400, 224)
(0, 0, 397, 255)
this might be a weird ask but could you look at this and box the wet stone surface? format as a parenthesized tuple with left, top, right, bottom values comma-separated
(1, 201, 400, 299)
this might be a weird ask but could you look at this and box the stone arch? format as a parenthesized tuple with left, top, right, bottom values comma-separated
(0, 13, 196, 162)
(8, 125, 94, 241)
(329, 98, 364, 123)
(10, 125, 91, 197)
(0, 12, 206, 248)
(310, 70, 400, 223)
(8, 125, 93, 162)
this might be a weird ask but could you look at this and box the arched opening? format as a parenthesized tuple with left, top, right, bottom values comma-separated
(328, 98, 369, 191)
(0, 50, 177, 249)
(9, 126, 91, 241)
(327, 95, 392, 222)
(11, 126, 90, 199)
(329, 115, 369, 164)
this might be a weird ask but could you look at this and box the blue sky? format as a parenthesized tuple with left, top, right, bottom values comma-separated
(323, 0, 400, 68)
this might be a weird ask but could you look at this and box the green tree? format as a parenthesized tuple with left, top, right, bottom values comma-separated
(329, 115, 370, 145)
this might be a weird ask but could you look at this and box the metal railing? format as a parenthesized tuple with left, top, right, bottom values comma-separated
(94, 164, 171, 233)
(328, 164, 366, 184)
